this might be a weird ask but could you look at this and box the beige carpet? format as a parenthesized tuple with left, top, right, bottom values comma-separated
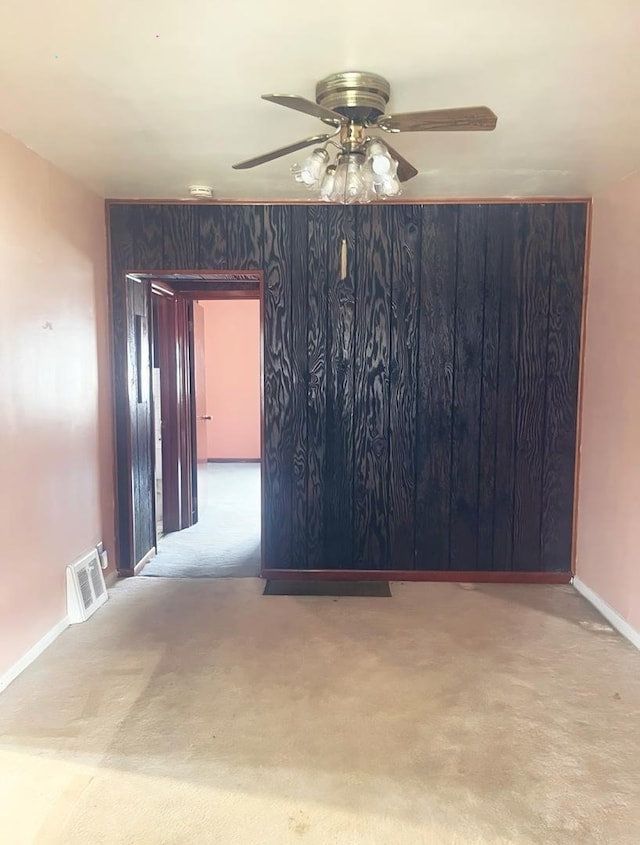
(1, 579, 639, 844)
(143, 463, 261, 578)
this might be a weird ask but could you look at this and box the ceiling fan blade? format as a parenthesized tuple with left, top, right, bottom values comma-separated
(377, 106, 497, 133)
(381, 141, 419, 183)
(261, 94, 346, 126)
(232, 134, 332, 170)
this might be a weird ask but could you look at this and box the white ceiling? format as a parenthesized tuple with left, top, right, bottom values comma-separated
(1, 0, 639, 200)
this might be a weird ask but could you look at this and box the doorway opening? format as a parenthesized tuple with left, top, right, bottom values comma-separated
(117, 270, 263, 578)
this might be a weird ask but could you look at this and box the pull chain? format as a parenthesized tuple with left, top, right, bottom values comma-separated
(340, 237, 348, 280)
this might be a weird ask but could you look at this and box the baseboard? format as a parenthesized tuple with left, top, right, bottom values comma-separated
(261, 569, 571, 584)
(133, 547, 156, 575)
(104, 570, 118, 588)
(0, 615, 70, 694)
(207, 458, 261, 463)
(573, 576, 640, 650)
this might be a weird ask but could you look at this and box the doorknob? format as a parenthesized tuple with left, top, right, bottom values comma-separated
(199, 415, 212, 420)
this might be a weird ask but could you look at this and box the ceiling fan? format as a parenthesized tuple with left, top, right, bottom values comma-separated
(233, 71, 497, 202)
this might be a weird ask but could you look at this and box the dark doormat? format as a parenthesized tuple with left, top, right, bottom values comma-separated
(263, 579, 392, 597)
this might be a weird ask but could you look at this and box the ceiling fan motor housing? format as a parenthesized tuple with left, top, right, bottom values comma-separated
(316, 71, 391, 123)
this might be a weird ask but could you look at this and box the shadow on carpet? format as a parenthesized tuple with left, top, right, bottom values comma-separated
(264, 580, 392, 597)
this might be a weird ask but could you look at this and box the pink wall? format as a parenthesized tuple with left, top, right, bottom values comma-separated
(200, 299, 260, 460)
(575, 174, 640, 634)
(0, 129, 114, 680)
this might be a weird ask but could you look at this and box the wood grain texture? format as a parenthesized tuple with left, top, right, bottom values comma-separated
(109, 204, 135, 570)
(541, 203, 586, 571)
(162, 205, 199, 268)
(176, 298, 195, 529)
(324, 206, 356, 569)
(305, 206, 329, 569)
(154, 294, 181, 534)
(353, 206, 393, 569)
(512, 204, 555, 571)
(167, 280, 259, 296)
(134, 205, 164, 268)
(491, 205, 526, 570)
(197, 205, 227, 268)
(475, 205, 505, 570)
(263, 205, 293, 569)
(289, 206, 309, 568)
(126, 278, 142, 567)
(227, 206, 263, 268)
(449, 205, 487, 570)
(388, 205, 420, 569)
(185, 299, 200, 525)
(107, 201, 587, 577)
(415, 205, 458, 569)
(127, 277, 155, 566)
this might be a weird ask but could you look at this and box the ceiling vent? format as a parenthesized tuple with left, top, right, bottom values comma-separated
(66, 549, 108, 623)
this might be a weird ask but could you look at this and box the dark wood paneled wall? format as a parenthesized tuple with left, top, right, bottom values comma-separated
(125, 274, 155, 567)
(108, 201, 586, 574)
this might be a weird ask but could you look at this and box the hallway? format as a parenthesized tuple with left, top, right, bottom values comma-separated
(1, 578, 639, 844)
(143, 462, 261, 578)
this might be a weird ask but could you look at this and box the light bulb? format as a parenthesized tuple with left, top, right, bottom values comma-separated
(356, 161, 374, 203)
(290, 163, 304, 183)
(383, 177, 401, 196)
(374, 175, 401, 197)
(298, 148, 329, 187)
(362, 160, 376, 191)
(363, 157, 385, 189)
(332, 159, 349, 201)
(368, 139, 392, 176)
(319, 166, 336, 201)
(373, 158, 401, 197)
(344, 158, 365, 203)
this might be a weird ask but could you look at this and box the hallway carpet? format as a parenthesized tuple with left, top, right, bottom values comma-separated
(1, 579, 640, 844)
(143, 462, 260, 578)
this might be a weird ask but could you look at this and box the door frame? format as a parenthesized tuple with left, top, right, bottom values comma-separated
(112, 269, 264, 575)
(151, 283, 181, 534)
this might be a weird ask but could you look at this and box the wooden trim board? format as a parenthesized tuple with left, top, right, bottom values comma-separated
(571, 198, 593, 576)
(128, 547, 156, 576)
(207, 458, 261, 463)
(107, 197, 591, 207)
(262, 569, 571, 584)
(573, 577, 640, 650)
(0, 615, 70, 693)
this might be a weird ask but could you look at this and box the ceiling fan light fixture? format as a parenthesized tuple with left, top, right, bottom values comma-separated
(295, 147, 330, 187)
(373, 158, 401, 197)
(364, 157, 385, 187)
(321, 153, 369, 204)
(376, 175, 401, 197)
(300, 143, 400, 203)
(362, 159, 376, 191)
(319, 165, 337, 201)
(367, 139, 392, 176)
(345, 155, 366, 202)
(331, 156, 349, 201)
